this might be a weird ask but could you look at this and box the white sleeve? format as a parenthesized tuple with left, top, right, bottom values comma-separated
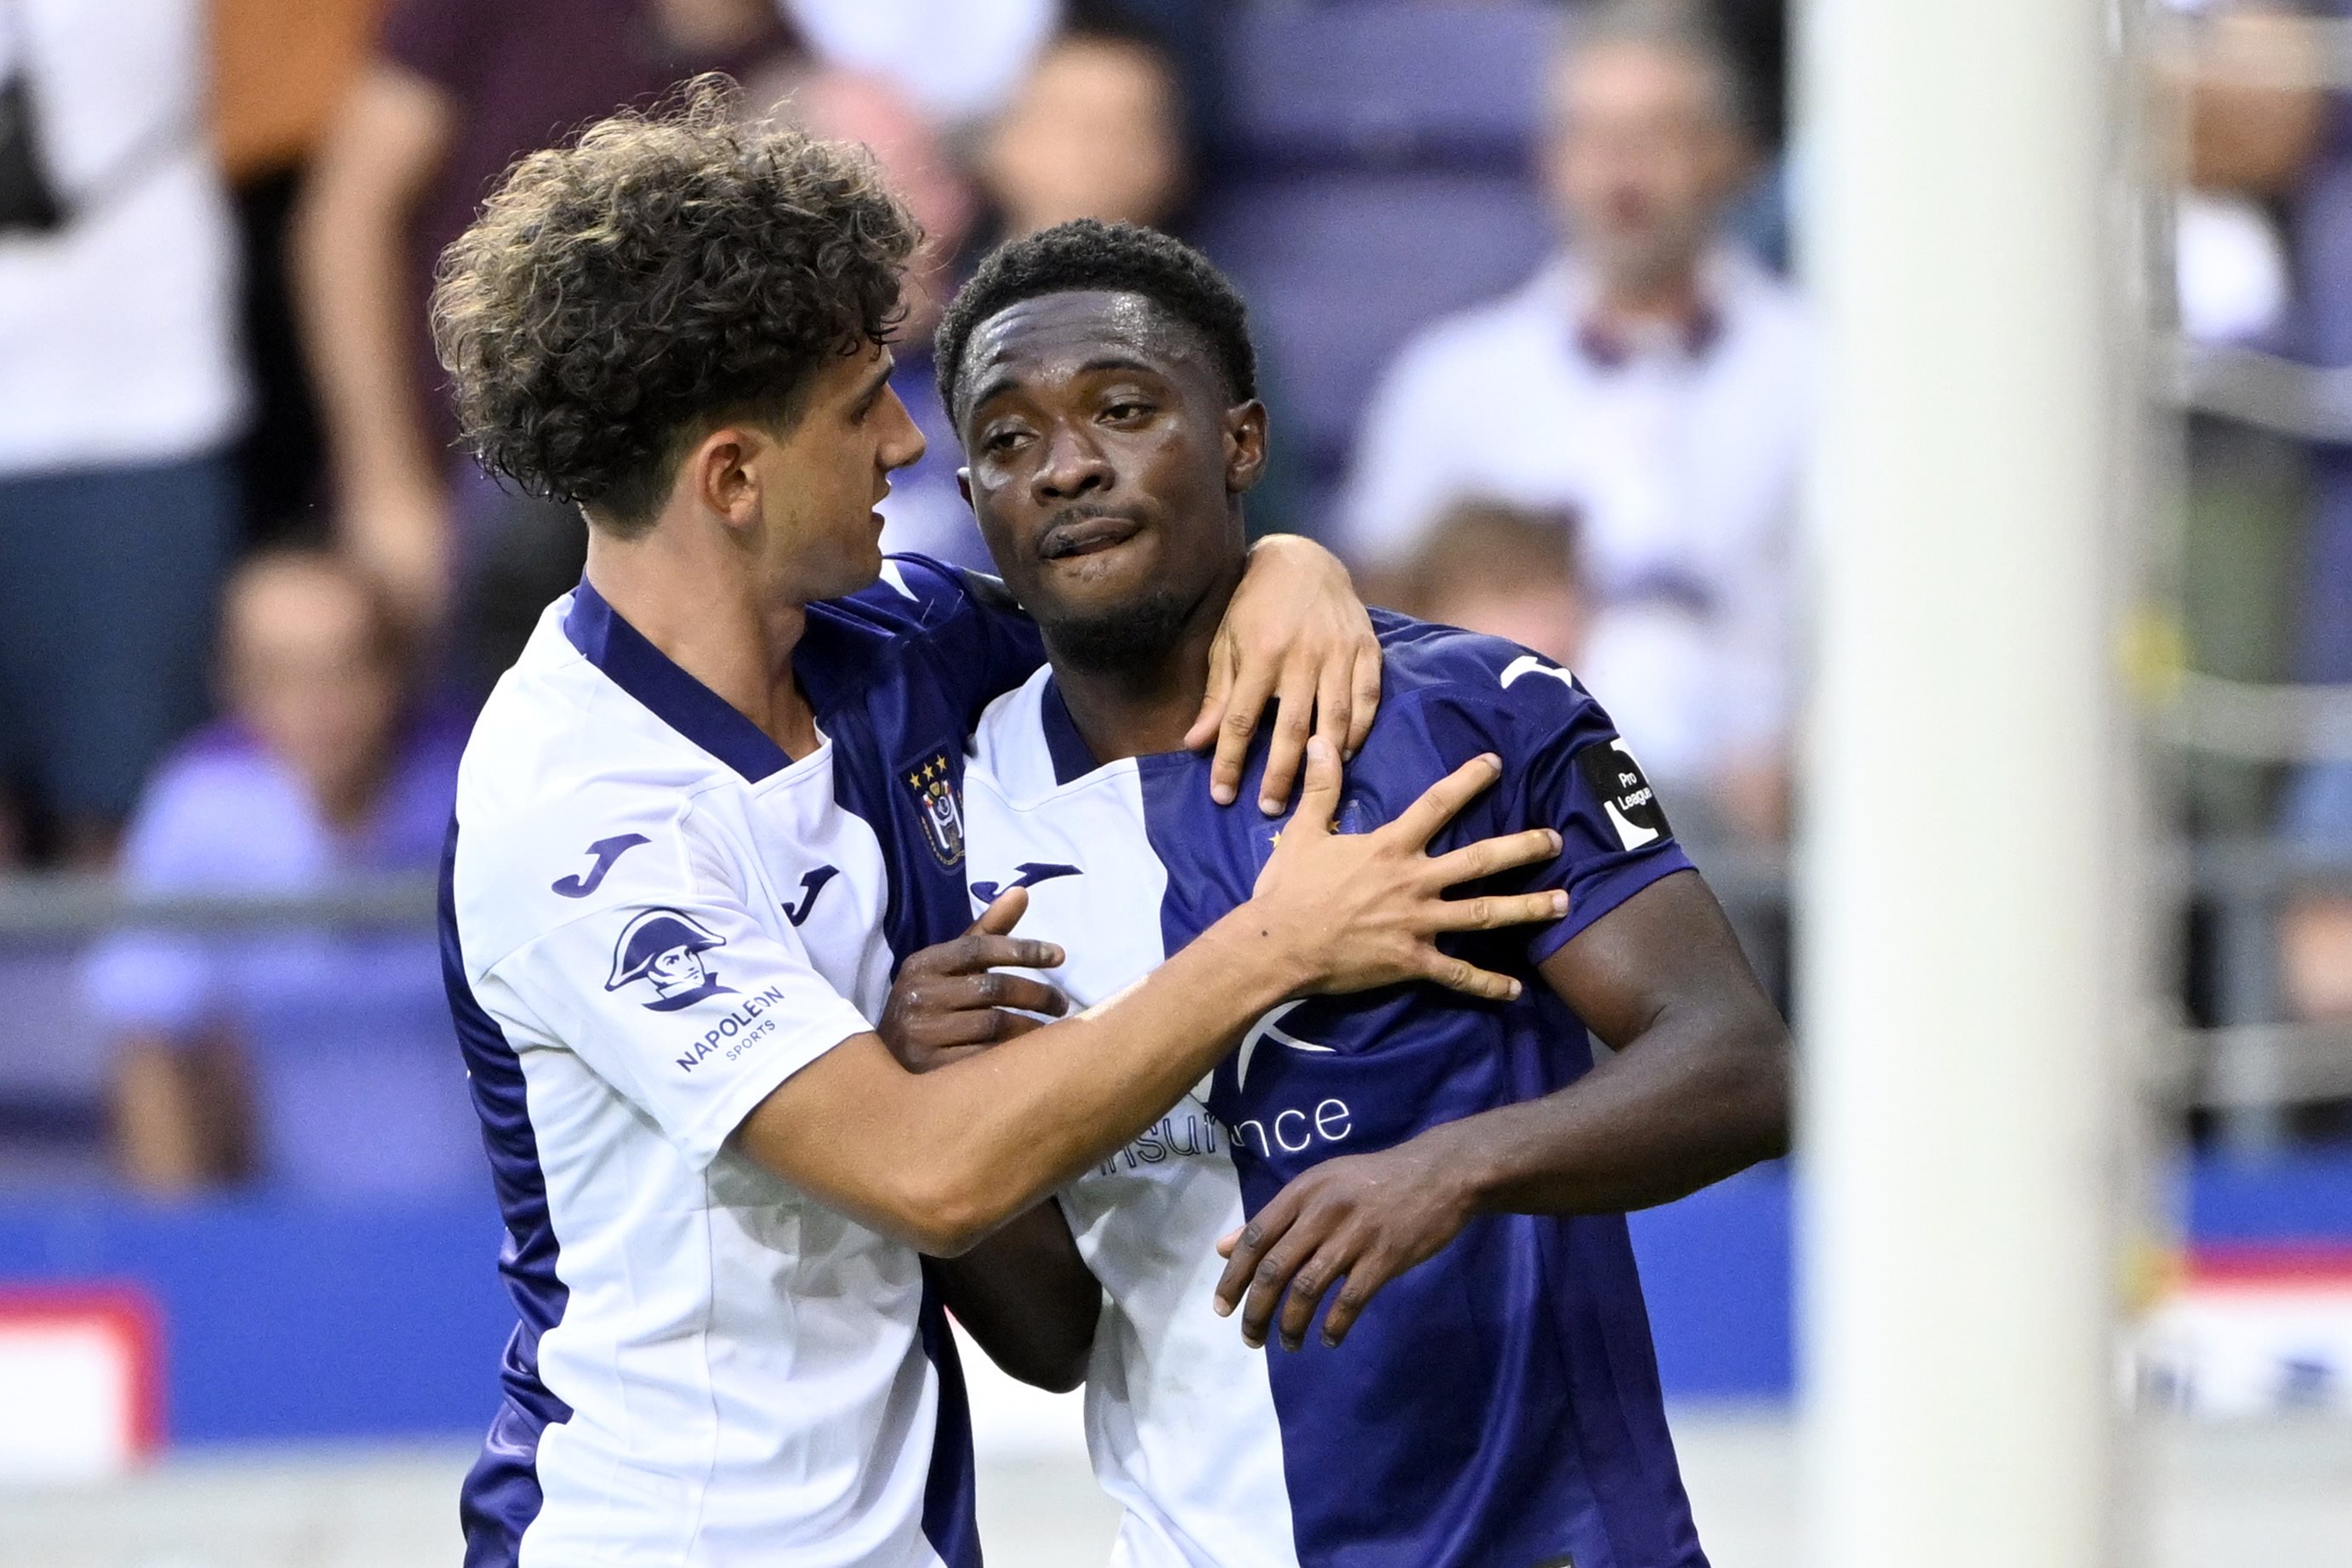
(468, 821, 874, 1171)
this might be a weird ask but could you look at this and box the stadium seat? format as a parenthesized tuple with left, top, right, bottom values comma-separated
(1196, 2, 1562, 527)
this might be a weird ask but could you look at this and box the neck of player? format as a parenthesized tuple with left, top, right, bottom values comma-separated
(582, 514, 822, 761)
(1048, 567, 1242, 768)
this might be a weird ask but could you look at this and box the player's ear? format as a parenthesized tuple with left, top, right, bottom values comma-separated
(693, 425, 764, 532)
(1225, 400, 1269, 495)
(956, 467, 974, 510)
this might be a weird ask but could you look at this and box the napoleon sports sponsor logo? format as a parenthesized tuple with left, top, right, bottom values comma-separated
(671, 984, 790, 1072)
(552, 832, 649, 898)
(605, 908, 736, 1012)
(968, 861, 1082, 905)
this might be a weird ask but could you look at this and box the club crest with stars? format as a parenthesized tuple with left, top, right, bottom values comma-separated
(905, 753, 966, 868)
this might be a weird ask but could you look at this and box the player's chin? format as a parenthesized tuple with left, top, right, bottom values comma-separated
(813, 532, 888, 600)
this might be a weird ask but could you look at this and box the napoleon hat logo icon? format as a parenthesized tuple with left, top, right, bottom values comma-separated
(605, 909, 736, 1012)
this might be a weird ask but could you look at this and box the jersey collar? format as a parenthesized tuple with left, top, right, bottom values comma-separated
(562, 579, 792, 784)
(1037, 677, 1102, 787)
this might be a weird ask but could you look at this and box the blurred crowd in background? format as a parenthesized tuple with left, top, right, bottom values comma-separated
(0, 0, 2344, 1200)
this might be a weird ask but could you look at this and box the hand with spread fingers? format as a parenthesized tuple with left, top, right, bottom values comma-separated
(877, 887, 1070, 1074)
(1213, 1140, 1476, 1353)
(1247, 740, 1566, 1003)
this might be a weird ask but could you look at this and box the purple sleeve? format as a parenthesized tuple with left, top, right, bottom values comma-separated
(1496, 670, 1695, 966)
(834, 554, 1047, 717)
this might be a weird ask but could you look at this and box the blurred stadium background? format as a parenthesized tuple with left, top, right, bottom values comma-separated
(4, 0, 2352, 1562)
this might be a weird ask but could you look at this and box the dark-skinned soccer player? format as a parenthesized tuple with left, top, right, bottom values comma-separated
(881, 221, 1791, 1568)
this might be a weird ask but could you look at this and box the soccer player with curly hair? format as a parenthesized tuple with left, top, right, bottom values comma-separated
(430, 83, 1573, 1567)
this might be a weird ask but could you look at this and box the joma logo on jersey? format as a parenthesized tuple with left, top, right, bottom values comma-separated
(905, 754, 965, 868)
(551, 832, 649, 898)
(969, 861, 1081, 905)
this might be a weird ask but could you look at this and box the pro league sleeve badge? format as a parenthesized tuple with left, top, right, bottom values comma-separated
(1577, 739, 1672, 851)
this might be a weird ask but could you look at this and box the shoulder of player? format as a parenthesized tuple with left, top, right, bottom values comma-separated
(461, 636, 734, 790)
(1372, 615, 1601, 728)
(448, 704, 753, 973)
(808, 554, 983, 641)
(802, 555, 1030, 712)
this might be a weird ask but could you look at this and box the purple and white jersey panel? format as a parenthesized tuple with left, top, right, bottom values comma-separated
(962, 613, 1705, 1568)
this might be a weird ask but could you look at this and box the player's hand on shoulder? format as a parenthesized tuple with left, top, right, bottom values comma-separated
(1246, 738, 1567, 1002)
(1185, 534, 1383, 816)
(1212, 1138, 1476, 1352)
(878, 888, 1070, 1073)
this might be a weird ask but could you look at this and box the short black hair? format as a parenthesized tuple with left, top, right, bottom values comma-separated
(933, 220, 1257, 426)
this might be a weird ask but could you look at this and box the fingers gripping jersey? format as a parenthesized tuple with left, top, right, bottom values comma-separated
(962, 613, 1704, 1568)
(444, 559, 1039, 1568)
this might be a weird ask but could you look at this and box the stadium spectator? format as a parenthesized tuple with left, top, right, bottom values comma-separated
(1335, 1, 1803, 845)
(291, 0, 789, 688)
(85, 550, 474, 1198)
(1387, 499, 1588, 670)
(978, 12, 1191, 239)
(211, 0, 385, 547)
(0, 0, 247, 868)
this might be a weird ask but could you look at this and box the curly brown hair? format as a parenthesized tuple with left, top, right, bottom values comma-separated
(430, 77, 919, 533)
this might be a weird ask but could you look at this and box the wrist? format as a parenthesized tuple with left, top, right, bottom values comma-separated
(1424, 1115, 1509, 1219)
(1247, 532, 1346, 585)
(1193, 908, 1321, 1012)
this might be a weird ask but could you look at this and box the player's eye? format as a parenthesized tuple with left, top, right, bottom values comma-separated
(984, 426, 1030, 453)
(1102, 400, 1152, 424)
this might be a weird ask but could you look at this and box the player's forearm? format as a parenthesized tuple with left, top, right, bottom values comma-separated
(1442, 1005, 1790, 1217)
(894, 916, 1304, 1252)
(923, 1201, 1100, 1393)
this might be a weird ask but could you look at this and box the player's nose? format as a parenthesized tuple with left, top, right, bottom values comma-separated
(876, 385, 926, 472)
(1031, 422, 1112, 502)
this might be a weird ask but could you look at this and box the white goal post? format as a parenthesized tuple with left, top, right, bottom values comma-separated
(1795, 0, 2139, 1564)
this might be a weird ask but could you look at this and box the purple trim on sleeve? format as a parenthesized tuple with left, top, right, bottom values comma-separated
(1528, 847, 1695, 967)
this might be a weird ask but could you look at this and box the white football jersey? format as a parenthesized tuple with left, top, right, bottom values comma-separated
(444, 564, 1040, 1568)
